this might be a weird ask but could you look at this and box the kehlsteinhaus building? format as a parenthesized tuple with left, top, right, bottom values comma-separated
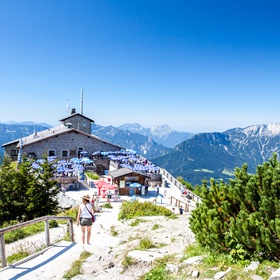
(2, 109, 122, 161)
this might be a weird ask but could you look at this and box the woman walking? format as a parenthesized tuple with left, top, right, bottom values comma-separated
(77, 194, 95, 244)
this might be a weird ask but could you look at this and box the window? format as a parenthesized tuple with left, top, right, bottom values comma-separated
(78, 147, 84, 158)
(62, 150, 68, 157)
(27, 152, 37, 159)
(48, 150, 56, 157)
(11, 150, 18, 156)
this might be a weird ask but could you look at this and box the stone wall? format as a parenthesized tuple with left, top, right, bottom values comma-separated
(22, 131, 120, 160)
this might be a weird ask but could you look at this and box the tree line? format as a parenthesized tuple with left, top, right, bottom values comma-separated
(0, 157, 59, 226)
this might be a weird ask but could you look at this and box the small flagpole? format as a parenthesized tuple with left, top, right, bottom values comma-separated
(17, 135, 23, 169)
(80, 88, 83, 115)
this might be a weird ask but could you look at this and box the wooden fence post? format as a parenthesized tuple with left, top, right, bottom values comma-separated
(44, 220, 50, 247)
(0, 234, 7, 268)
(69, 219, 74, 242)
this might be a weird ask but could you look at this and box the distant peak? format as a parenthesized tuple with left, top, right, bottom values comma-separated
(150, 124, 174, 133)
(243, 123, 280, 136)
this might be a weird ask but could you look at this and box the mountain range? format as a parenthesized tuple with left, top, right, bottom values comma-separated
(153, 123, 280, 185)
(1, 121, 280, 185)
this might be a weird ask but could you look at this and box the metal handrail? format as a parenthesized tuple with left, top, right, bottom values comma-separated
(159, 167, 202, 203)
(0, 216, 74, 268)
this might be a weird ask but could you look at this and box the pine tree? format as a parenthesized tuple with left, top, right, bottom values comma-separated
(0, 156, 59, 225)
(229, 154, 280, 260)
(25, 158, 59, 219)
(190, 178, 238, 252)
(190, 153, 280, 261)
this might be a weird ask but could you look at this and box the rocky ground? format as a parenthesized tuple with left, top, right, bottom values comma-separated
(72, 207, 196, 280)
(3, 188, 280, 279)
(70, 204, 280, 280)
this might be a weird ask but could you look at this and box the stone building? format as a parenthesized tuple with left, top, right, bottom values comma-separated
(2, 111, 122, 161)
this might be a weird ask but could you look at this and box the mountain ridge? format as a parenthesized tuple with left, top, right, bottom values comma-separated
(153, 123, 280, 184)
(2, 121, 280, 185)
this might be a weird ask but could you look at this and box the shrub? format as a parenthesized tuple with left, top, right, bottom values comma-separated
(102, 202, 113, 209)
(137, 237, 156, 250)
(84, 172, 100, 180)
(118, 201, 175, 220)
(57, 206, 79, 222)
(190, 154, 280, 261)
(49, 220, 58, 228)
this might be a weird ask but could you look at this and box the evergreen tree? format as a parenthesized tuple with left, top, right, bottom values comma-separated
(228, 154, 280, 260)
(0, 157, 59, 225)
(190, 178, 238, 252)
(0, 160, 17, 222)
(190, 153, 280, 261)
(25, 158, 59, 219)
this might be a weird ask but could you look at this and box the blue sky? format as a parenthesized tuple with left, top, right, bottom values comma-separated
(1, 0, 280, 133)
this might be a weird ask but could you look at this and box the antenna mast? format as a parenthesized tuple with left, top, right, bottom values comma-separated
(80, 88, 83, 115)
(66, 99, 71, 115)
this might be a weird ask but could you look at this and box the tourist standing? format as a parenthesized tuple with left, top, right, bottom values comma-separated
(179, 206, 184, 215)
(156, 184, 160, 194)
(77, 194, 94, 245)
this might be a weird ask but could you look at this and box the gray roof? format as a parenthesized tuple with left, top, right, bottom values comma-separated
(2, 125, 122, 149)
(59, 113, 95, 123)
(109, 168, 151, 179)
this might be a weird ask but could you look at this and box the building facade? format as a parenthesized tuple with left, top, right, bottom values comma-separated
(2, 112, 122, 161)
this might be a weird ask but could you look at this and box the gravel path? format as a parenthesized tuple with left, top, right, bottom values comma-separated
(0, 183, 196, 279)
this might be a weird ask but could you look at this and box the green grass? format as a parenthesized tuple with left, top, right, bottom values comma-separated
(135, 237, 166, 250)
(110, 225, 118, 236)
(63, 251, 92, 279)
(1, 241, 47, 267)
(84, 171, 100, 180)
(139, 243, 277, 280)
(118, 201, 176, 220)
(121, 253, 136, 270)
(0, 206, 84, 270)
(57, 206, 79, 223)
(139, 255, 176, 280)
(129, 218, 149, 227)
(136, 237, 156, 250)
(102, 202, 113, 209)
(6, 251, 29, 265)
(1, 206, 78, 244)
(4, 222, 45, 244)
(152, 223, 162, 230)
(180, 243, 277, 280)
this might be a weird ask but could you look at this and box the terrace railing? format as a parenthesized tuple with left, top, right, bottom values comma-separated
(159, 167, 202, 204)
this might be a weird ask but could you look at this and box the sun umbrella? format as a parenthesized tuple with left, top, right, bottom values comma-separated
(101, 183, 117, 191)
(95, 180, 108, 187)
(129, 182, 142, 188)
